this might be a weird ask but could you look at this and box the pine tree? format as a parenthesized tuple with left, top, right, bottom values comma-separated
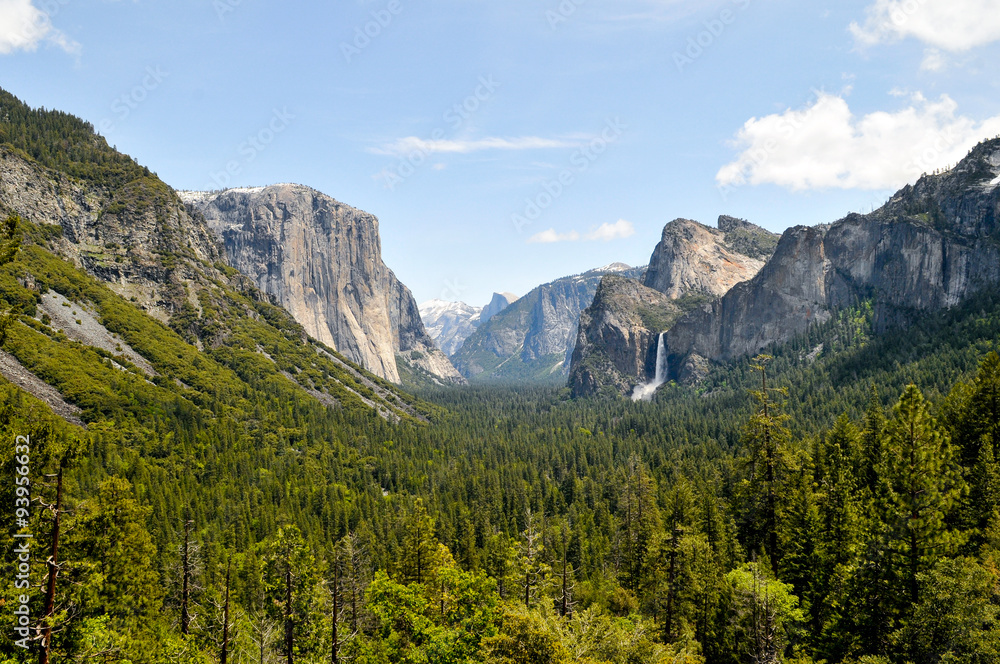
(742, 355, 792, 576)
(883, 385, 965, 606)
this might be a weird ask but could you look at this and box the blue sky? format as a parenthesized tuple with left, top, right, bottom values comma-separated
(3, 0, 1000, 306)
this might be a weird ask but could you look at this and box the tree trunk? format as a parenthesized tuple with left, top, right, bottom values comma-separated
(221, 560, 231, 664)
(182, 518, 192, 635)
(331, 560, 340, 664)
(39, 465, 63, 664)
(286, 557, 294, 664)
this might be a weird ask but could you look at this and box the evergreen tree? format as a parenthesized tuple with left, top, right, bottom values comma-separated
(741, 355, 792, 576)
(883, 385, 965, 606)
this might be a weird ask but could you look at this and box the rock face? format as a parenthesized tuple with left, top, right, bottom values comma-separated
(0, 148, 224, 324)
(419, 292, 518, 357)
(180, 185, 465, 386)
(481, 292, 518, 325)
(663, 138, 1000, 382)
(419, 299, 483, 356)
(643, 218, 773, 298)
(568, 218, 778, 396)
(452, 263, 644, 383)
(568, 276, 680, 397)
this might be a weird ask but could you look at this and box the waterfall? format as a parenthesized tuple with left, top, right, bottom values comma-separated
(631, 332, 667, 402)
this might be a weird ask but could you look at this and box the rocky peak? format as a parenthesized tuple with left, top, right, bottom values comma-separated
(419, 299, 483, 356)
(180, 184, 465, 386)
(481, 292, 518, 325)
(642, 217, 777, 299)
(568, 275, 681, 397)
(659, 141, 1000, 384)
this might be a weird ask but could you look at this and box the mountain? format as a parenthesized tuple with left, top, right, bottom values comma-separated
(643, 216, 776, 297)
(179, 186, 465, 387)
(0, 87, 435, 420)
(662, 138, 1000, 384)
(419, 298, 483, 356)
(419, 292, 518, 357)
(480, 291, 518, 324)
(451, 263, 643, 383)
(568, 275, 681, 397)
(568, 217, 779, 396)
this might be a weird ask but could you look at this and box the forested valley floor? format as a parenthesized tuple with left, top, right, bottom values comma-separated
(4, 259, 1000, 662)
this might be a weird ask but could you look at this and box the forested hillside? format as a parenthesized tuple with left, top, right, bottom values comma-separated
(3, 89, 1000, 664)
(3, 204, 1000, 661)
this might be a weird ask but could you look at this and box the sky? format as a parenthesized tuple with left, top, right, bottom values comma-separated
(2, 0, 1000, 307)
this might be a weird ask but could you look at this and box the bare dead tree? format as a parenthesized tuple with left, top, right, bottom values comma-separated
(38, 463, 66, 664)
(520, 508, 546, 609)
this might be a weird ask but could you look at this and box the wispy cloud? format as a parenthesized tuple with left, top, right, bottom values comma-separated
(851, 0, 1000, 52)
(370, 136, 578, 158)
(0, 0, 79, 55)
(528, 219, 635, 244)
(717, 92, 1000, 192)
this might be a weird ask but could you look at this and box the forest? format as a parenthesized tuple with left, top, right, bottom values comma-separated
(2, 244, 1000, 662)
(3, 86, 1000, 663)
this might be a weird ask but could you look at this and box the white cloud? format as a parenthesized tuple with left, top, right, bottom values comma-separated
(716, 92, 1000, 192)
(528, 219, 635, 244)
(0, 0, 77, 54)
(920, 48, 946, 71)
(370, 136, 578, 158)
(851, 0, 1000, 52)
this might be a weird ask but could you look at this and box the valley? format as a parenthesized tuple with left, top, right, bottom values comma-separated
(2, 84, 1000, 664)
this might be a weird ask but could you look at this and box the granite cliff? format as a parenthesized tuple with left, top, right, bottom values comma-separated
(180, 185, 465, 386)
(568, 276, 680, 397)
(662, 139, 1000, 383)
(0, 85, 430, 420)
(568, 217, 779, 396)
(419, 292, 518, 357)
(452, 264, 644, 383)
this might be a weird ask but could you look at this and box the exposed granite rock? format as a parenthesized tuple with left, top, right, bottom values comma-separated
(643, 218, 775, 298)
(568, 276, 680, 397)
(419, 299, 483, 356)
(568, 217, 777, 396)
(663, 138, 1000, 382)
(0, 147, 225, 325)
(452, 264, 644, 383)
(480, 292, 518, 325)
(180, 185, 465, 386)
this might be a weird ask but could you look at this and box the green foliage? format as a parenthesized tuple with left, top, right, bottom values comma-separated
(2, 108, 1000, 661)
(0, 88, 149, 188)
